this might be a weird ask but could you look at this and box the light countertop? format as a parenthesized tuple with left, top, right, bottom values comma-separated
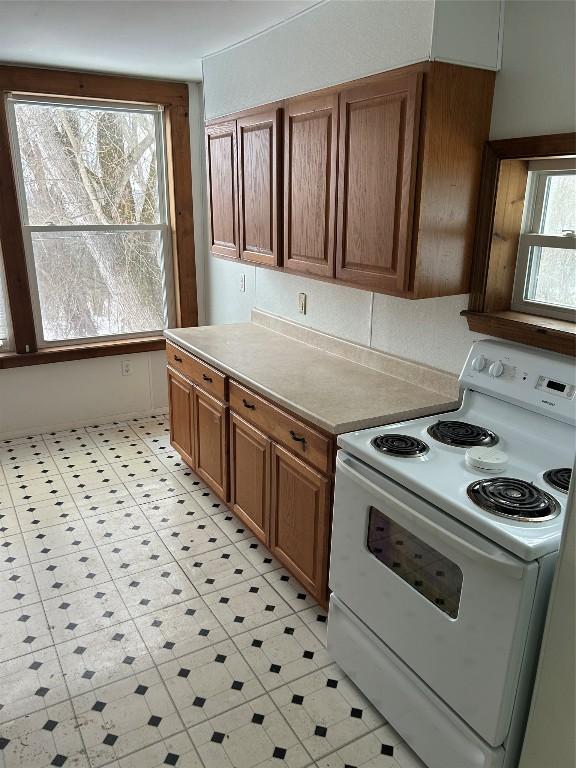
(165, 320, 460, 435)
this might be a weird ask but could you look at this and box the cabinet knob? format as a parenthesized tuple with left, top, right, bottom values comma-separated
(242, 398, 256, 410)
(289, 430, 306, 446)
(202, 374, 213, 383)
(174, 355, 182, 363)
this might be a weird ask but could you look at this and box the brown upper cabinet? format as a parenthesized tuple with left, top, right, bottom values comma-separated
(237, 109, 282, 266)
(205, 121, 239, 259)
(336, 72, 422, 293)
(205, 61, 495, 298)
(284, 93, 338, 277)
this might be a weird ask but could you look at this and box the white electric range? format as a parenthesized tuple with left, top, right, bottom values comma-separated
(328, 339, 575, 768)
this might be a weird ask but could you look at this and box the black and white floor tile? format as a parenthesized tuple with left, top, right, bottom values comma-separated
(179, 544, 258, 595)
(158, 518, 232, 560)
(32, 548, 110, 599)
(0, 509, 19, 537)
(0, 413, 426, 768)
(139, 494, 207, 530)
(14, 496, 81, 533)
(0, 563, 39, 609)
(84, 507, 153, 546)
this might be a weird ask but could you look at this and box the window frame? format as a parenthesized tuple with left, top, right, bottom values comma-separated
(6, 94, 176, 347)
(510, 159, 576, 323)
(0, 65, 197, 367)
(463, 132, 576, 357)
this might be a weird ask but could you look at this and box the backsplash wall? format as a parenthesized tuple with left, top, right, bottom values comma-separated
(204, 259, 479, 375)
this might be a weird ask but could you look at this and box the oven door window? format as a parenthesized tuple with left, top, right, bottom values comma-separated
(367, 506, 463, 618)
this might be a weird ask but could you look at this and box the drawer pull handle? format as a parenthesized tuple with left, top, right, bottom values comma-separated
(202, 374, 213, 383)
(173, 355, 183, 363)
(290, 430, 306, 446)
(242, 398, 256, 410)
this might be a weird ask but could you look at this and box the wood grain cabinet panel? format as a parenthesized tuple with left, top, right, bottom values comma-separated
(167, 368, 194, 468)
(229, 412, 270, 543)
(270, 444, 330, 601)
(336, 72, 422, 293)
(205, 121, 239, 259)
(237, 109, 281, 266)
(166, 341, 227, 402)
(194, 388, 228, 500)
(229, 381, 332, 474)
(284, 94, 338, 276)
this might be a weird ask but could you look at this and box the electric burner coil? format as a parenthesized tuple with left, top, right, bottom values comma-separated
(467, 477, 560, 522)
(371, 434, 429, 457)
(428, 420, 499, 448)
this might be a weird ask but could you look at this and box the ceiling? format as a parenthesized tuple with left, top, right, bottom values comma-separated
(0, 1, 318, 81)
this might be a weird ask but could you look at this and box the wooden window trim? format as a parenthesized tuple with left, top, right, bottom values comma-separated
(463, 132, 576, 356)
(0, 336, 166, 370)
(0, 65, 196, 366)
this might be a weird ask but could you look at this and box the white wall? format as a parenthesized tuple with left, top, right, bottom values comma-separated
(490, 0, 576, 139)
(202, 0, 503, 120)
(0, 350, 168, 438)
(202, 0, 435, 119)
(200, 0, 576, 375)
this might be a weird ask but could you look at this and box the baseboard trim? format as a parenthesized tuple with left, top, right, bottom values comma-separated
(0, 408, 168, 441)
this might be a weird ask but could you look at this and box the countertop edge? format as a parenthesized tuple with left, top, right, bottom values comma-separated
(164, 329, 461, 435)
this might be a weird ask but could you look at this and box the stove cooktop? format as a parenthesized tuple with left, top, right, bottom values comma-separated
(337, 389, 574, 561)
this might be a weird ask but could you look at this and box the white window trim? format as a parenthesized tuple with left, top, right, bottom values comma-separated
(5, 93, 175, 348)
(511, 157, 576, 323)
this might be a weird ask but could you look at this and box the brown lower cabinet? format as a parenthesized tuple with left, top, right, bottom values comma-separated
(194, 388, 228, 500)
(167, 344, 333, 605)
(229, 412, 270, 544)
(270, 444, 330, 599)
(167, 368, 195, 467)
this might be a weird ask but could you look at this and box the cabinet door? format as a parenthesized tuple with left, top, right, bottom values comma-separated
(229, 412, 270, 543)
(168, 368, 194, 467)
(194, 388, 228, 499)
(237, 109, 281, 266)
(336, 72, 422, 293)
(270, 444, 330, 601)
(284, 94, 338, 277)
(205, 121, 239, 259)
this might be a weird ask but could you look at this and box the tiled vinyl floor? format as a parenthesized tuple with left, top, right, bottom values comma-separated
(0, 413, 427, 768)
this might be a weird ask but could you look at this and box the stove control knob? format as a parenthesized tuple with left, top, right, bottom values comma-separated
(489, 360, 504, 378)
(472, 355, 487, 372)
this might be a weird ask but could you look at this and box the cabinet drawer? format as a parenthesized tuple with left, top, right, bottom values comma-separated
(229, 381, 332, 474)
(166, 341, 227, 401)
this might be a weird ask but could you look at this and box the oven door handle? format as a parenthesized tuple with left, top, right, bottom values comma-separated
(337, 453, 527, 578)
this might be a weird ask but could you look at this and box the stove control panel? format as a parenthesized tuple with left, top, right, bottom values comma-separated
(461, 340, 576, 425)
(535, 376, 575, 400)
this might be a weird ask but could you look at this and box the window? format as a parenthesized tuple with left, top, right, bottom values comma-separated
(0, 250, 13, 351)
(511, 158, 576, 322)
(464, 132, 576, 357)
(6, 96, 173, 345)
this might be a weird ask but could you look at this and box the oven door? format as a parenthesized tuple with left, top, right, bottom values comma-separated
(329, 452, 539, 747)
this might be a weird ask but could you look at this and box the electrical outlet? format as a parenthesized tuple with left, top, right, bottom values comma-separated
(121, 360, 133, 376)
(240, 273, 246, 293)
(298, 292, 307, 315)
